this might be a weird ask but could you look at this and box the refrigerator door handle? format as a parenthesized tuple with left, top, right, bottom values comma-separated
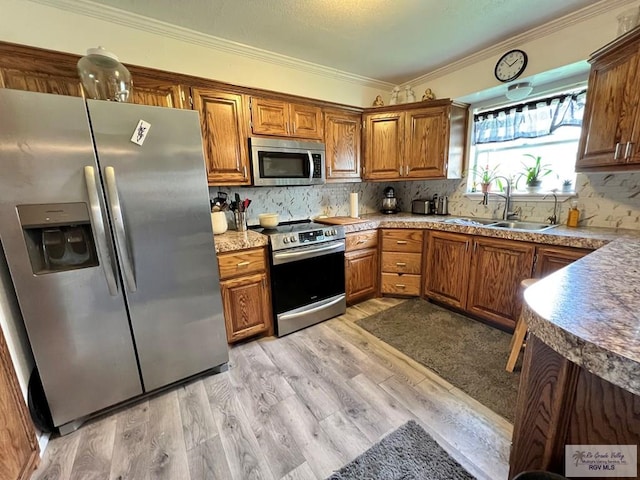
(83, 166, 119, 296)
(104, 166, 137, 293)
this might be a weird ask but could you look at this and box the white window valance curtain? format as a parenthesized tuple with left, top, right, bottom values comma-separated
(473, 90, 586, 145)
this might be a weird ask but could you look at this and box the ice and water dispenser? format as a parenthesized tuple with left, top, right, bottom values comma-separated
(18, 203, 98, 274)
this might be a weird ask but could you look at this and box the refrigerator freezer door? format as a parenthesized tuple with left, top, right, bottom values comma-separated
(87, 100, 228, 391)
(0, 90, 143, 427)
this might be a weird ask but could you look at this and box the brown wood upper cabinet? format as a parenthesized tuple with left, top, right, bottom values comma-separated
(191, 88, 251, 186)
(362, 100, 467, 181)
(0, 67, 84, 97)
(128, 75, 186, 108)
(576, 28, 640, 171)
(324, 109, 362, 182)
(249, 96, 323, 140)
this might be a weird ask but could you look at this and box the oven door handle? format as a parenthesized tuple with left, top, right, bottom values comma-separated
(272, 241, 345, 265)
(278, 295, 346, 322)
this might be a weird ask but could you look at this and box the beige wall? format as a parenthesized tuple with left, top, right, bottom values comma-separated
(0, 0, 384, 106)
(411, 1, 637, 102)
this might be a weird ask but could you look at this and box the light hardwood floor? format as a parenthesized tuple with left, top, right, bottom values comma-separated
(30, 298, 512, 480)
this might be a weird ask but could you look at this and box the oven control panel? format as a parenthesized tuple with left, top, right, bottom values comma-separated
(272, 226, 345, 250)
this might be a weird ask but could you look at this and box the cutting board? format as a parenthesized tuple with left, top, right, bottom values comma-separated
(314, 216, 370, 225)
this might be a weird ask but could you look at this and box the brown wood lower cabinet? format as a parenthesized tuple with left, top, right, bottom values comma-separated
(424, 231, 472, 309)
(510, 335, 640, 478)
(533, 245, 591, 278)
(0, 327, 39, 480)
(425, 233, 537, 331)
(217, 247, 272, 343)
(466, 237, 535, 330)
(380, 229, 423, 297)
(345, 230, 378, 304)
(220, 272, 272, 343)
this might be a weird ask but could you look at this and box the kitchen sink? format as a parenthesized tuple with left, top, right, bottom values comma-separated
(443, 217, 499, 226)
(491, 221, 559, 231)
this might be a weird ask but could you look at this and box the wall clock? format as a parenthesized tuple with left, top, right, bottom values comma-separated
(494, 49, 528, 83)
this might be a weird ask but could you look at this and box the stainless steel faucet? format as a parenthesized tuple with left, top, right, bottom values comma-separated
(544, 192, 559, 224)
(481, 175, 519, 220)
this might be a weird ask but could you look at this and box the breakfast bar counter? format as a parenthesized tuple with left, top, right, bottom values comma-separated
(509, 237, 640, 478)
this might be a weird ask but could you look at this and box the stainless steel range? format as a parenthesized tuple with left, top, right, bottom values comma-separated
(260, 220, 346, 336)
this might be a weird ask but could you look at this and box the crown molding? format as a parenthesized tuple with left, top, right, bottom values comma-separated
(402, 0, 636, 88)
(28, 0, 394, 90)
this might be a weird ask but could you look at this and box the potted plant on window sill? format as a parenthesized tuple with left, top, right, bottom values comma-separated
(518, 154, 553, 193)
(472, 164, 502, 193)
(562, 179, 573, 193)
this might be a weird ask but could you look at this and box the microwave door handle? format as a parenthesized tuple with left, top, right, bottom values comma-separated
(308, 151, 313, 181)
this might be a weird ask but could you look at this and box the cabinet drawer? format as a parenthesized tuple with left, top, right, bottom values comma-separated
(381, 252, 421, 274)
(381, 273, 421, 295)
(381, 230, 423, 253)
(217, 247, 267, 280)
(346, 230, 378, 251)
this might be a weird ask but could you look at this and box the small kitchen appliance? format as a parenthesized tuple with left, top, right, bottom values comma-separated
(382, 186, 399, 214)
(411, 199, 432, 215)
(435, 195, 449, 215)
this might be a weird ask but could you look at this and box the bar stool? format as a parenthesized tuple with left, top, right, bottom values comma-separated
(506, 278, 538, 372)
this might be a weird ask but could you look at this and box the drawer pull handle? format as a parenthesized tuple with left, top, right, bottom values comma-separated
(237, 261, 250, 267)
(396, 262, 406, 266)
(395, 284, 406, 288)
(614, 142, 622, 160)
(396, 240, 408, 245)
(356, 240, 366, 244)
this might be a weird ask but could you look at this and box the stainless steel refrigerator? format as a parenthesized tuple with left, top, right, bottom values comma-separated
(0, 89, 228, 433)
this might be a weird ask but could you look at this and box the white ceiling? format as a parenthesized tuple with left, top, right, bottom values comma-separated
(89, 0, 599, 84)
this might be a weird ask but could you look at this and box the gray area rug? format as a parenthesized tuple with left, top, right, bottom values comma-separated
(355, 299, 520, 422)
(326, 420, 474, 480)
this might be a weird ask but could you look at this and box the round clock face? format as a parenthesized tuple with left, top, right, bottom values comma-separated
(494, 49, 528, 83)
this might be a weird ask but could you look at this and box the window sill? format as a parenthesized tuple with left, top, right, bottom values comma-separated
(464, 191, 576, 202)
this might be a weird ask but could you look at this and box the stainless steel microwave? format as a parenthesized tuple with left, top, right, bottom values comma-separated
(250, 137, 325, 187)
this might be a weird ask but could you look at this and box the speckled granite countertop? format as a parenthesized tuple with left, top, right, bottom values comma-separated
(523, 238, 640, 396)
(213, 229, 268, 253)
(213, 212, 639, 253)
(338, 213, 637, 250)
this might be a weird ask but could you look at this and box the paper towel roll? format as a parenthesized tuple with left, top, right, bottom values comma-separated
(349, 192, 359, 218)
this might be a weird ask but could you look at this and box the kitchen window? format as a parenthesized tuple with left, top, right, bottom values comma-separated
(468, 88, 586, 193)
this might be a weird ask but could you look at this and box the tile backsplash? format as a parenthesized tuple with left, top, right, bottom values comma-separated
(395, 172, 640, 230)
(209, 182, 389, 227)
(211, 171, 640, 231)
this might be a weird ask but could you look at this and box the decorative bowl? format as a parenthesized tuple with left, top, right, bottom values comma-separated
(258, 213, 279, 228)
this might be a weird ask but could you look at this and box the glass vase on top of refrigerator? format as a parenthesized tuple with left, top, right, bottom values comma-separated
(0, 89, 228, 434)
